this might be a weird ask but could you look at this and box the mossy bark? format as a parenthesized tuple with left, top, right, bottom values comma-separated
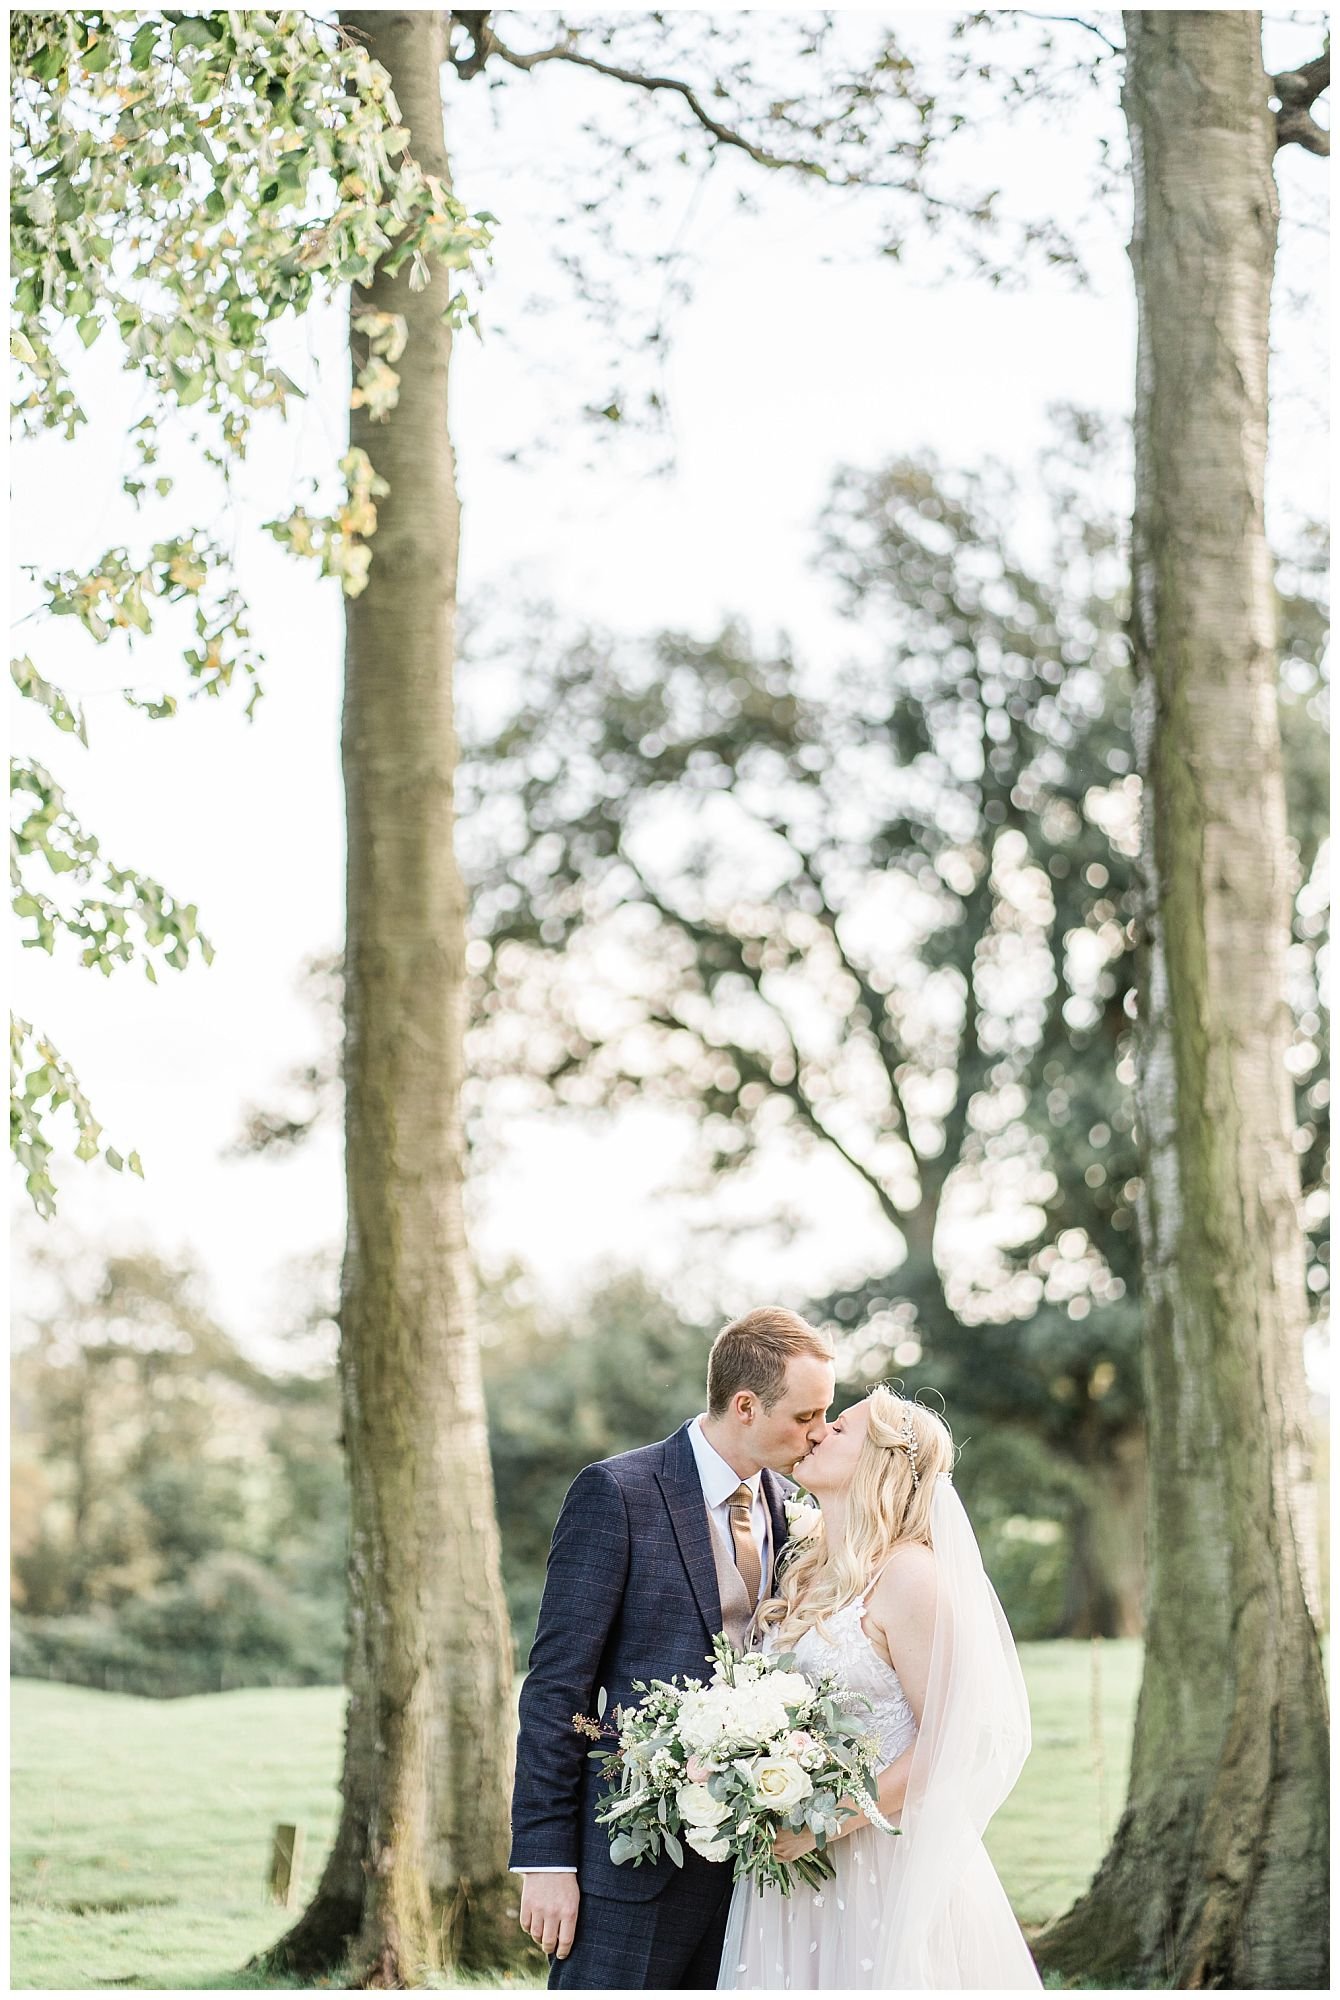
(268, 10, 522, 1987)
(1035, 13, 1328, 1989)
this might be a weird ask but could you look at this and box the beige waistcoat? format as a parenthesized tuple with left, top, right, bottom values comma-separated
(706, 1504, 761, 1654)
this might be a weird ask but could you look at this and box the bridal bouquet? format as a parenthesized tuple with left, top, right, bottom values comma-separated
(577, 1632, 893, 1894)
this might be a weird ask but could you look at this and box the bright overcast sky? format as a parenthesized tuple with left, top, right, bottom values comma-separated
(9, 10, 1329, 1366)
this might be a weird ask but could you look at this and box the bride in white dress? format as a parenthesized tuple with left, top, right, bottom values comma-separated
(718, 1389, 1041, 1991)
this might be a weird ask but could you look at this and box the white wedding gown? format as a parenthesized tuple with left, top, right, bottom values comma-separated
(718, 1583, 919, 1990)
(717, 1539, 1041, 1991)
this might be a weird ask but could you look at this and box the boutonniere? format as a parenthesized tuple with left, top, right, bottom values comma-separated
(783, 1492, 822, 1542)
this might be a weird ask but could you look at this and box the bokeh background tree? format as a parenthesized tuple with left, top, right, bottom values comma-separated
(458, 415, 1327, 1647)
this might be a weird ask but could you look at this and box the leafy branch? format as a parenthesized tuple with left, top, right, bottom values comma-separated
(10, 9, 492, 1211)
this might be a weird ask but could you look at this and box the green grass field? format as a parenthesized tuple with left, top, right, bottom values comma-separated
(12, 1643, 1141, 1990)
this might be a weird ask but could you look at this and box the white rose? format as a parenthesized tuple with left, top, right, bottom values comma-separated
(758, 1670, 814, 1712)
(784, 1500, 822, 1541)
(676, 1782, 730, 1831)
(747, 1756, 814, 1814)
(684, 1828, 732, 1862)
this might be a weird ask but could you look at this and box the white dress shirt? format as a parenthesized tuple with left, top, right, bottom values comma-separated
(519, 1419, 771, 1874)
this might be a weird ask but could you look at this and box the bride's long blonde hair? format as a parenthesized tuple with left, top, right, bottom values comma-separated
(756, 1388, 955, 1650)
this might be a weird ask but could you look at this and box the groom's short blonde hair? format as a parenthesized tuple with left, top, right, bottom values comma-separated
(707, 1307, 833, 1417)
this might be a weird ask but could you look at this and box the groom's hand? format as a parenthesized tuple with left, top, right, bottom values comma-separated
(520, 1872, 580, 1961)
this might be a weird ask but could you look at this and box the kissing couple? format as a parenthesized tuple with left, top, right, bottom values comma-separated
(510, 1306, 1041, 1990)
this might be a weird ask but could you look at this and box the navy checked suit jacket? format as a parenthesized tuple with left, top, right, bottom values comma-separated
(509, 1421, 793, 1901)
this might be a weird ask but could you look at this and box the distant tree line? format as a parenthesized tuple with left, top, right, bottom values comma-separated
(12, 1246, 1106, 1701)
(12, 1251, 347, 1697)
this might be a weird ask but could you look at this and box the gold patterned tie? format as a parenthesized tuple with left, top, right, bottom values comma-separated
(729, 1483, 762, 1607)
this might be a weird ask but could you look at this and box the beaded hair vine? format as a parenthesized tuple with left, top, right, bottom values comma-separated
(894, 1407, 921, 1489)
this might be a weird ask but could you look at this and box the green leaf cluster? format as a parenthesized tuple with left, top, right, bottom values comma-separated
(12, 10, 489, 462)
(11, 754, 213, 977)
(10, 10, 493, 1213)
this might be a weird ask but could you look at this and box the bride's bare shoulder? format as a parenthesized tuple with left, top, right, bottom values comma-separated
(871, 1541, 937, 1615)
(883, 1539, 936, 1578)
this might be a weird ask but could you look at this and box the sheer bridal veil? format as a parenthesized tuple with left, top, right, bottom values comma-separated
(876, 1477, 1042, 1989)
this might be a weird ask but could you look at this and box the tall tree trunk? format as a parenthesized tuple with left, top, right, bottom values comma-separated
(272, 10, 519, 1986)
(1057, 1430, 1146, 1640)
(1036, 13, 1328, 1988)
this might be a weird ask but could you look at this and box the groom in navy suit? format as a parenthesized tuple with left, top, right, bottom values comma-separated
(510, 1307, 836, 1990)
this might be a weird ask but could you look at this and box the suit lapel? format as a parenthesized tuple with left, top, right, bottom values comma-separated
(656, 1425, 723, 1644)
(762, 1469, 790, 1589)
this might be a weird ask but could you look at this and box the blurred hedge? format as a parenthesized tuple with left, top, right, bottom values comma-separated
(12, 1551, 344, 1697)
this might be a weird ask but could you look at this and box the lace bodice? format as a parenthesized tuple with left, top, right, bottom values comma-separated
(767, 1595, 918, 1769)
